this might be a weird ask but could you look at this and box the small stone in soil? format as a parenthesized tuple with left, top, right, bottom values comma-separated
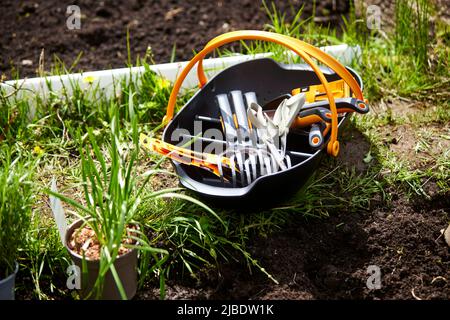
(21, 59, 33, 66)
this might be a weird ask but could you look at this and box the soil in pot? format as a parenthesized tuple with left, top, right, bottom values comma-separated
(66, 220, 138, 300)
(0, 262, 19, 300)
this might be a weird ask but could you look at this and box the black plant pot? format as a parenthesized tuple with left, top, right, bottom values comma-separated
(0, 262, 19, 300)
(65, 219, 138, 300)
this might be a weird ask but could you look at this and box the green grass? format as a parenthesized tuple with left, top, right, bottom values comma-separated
(0, 149, 35, 279)
(0, 0, 448, 300)
(395, 0, 430, 70)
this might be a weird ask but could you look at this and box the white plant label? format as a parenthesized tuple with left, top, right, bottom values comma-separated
(50, 178, 67, 245)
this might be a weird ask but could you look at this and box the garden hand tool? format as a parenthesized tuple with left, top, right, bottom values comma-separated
(243, 91, 266, 181)
(247, 93, 306, 170)
(291, 79, 350, 103)
(243, 92, 261, 147)
(265, 106, 333, 127)
(140, 134, 282, 187)
(300, 97, 369, 114)
(230, 90, 259, 183)
(216, 93, 246, 186)
(197, 96, 368, 134)
(308, 123, 325, 148)
(217, 91, 276, 186)
(140, 133, 238, 181)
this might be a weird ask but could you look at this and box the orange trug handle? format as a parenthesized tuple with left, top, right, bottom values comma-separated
(163, 30, 364, 157)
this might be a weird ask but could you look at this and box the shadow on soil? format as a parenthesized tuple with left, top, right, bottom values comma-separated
(137, 122, 449, 300)
(207, 125, 375, 300)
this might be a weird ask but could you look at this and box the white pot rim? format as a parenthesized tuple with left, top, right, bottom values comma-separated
(65, 219, 139, 262)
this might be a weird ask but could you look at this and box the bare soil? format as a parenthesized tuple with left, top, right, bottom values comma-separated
(0, 0, 349, 79)
(382, 122, 450, 170)
(137, 189, 449, 300)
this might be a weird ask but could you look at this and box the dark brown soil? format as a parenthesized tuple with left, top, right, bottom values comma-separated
(137, 191, 449, 300)
(0, 0, 349, 79)
(136, 124, 450, 301)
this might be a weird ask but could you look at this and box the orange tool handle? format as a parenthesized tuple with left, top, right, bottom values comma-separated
(292, 115, 325, 128)
(164, 30, 364, 157)
(291, 79, 351, 102)
(140, 134, 236, 178)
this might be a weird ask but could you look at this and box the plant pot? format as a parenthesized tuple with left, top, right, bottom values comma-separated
(0, 262, 19, 300)
(65, 219, 138, 300)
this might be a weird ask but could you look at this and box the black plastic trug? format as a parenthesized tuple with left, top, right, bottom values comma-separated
(163, 58, 363, 207)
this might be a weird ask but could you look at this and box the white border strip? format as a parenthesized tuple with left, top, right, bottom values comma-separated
(1, 44, 360, 100)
